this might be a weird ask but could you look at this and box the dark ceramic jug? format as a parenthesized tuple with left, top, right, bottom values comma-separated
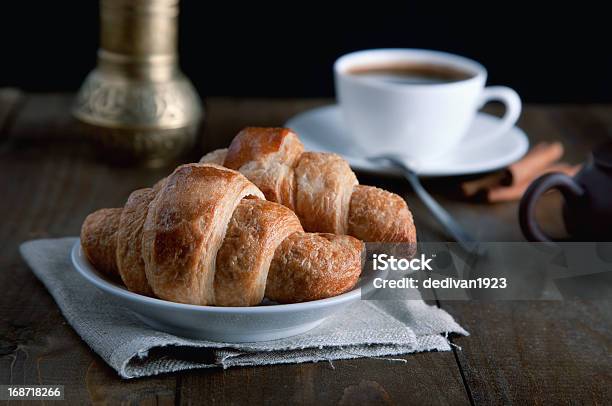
(519, 142, 612, 242)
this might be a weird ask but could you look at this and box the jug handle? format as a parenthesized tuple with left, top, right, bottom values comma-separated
(519, 172, 585, 243)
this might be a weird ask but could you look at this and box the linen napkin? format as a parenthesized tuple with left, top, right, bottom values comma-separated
(20, 238, 468, 379)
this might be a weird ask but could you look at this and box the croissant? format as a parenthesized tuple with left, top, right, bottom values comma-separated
(200, 127, 417, 245)
(80, 163, 363, 306)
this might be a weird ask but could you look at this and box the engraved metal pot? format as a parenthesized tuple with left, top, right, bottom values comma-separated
(73, 0, 203, 167)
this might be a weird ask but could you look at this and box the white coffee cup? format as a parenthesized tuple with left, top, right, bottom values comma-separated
(334, 49, 521, 161)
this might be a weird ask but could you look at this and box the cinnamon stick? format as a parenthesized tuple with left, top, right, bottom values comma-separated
(460, 170, 506, 197)
(481, 163, 581, 203)
(503, 142, 564, 186)
(460, 142, 565, 198)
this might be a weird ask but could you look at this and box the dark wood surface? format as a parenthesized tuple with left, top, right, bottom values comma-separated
(0, 91, 610, 405)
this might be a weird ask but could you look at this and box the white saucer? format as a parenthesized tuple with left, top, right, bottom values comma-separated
(71, 240, 366, 343)
(285, 105, 529, 177)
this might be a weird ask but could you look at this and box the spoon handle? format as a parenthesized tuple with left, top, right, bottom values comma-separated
(396, 162, 477, 252)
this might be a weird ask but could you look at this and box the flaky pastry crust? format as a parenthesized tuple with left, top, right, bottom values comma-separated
(199, 148, 228, 165)
(266, 232, 363, 303)
(348, 185, 417, 245)
(294, 152, 357, 234)
(141, 164, 264, 305)
(224, 127, 304, 211)
(81, 208, 123, 278)
(116, 188, 157, 296)
(214, 199, 303, 306)
(205, 127, 417, 245)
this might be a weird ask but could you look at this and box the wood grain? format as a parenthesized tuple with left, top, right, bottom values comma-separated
(438, 104, 612, 405)
(0, 93, 610, 405)
(0, 93, 469, 405)
(444, 301, 612, 405)
(0, 93, 177, 403)
(179, 353, 469, 405)
(0, 88, 23, 139)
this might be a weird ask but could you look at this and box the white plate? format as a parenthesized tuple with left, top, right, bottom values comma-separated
(286, 105, 529, 177)
(71, 240, 365, 343)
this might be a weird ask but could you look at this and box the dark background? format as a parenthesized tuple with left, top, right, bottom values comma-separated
(1, 3, 610, 102)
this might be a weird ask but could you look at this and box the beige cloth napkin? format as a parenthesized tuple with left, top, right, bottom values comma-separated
(20, 238, 468, 379)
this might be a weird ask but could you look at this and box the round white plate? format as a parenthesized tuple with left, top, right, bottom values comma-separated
(286, 105, 529, 177)
(71, 240, 365, 343)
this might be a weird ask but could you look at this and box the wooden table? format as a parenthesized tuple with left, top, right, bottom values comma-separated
(1, 90, 610, 405)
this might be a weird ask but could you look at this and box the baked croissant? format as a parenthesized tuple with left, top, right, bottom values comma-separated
(200, 127, 417, 245)
(81, 163, 363, 306)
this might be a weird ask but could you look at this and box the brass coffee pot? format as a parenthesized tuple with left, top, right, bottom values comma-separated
(73, 0, 203, 167)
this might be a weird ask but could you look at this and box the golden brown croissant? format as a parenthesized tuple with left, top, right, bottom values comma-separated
(81, 208, 122, 278)
(200, 127, 417, 245)
(80, 163, 363, 306)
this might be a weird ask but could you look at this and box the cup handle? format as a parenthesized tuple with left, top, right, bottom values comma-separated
(477, 86, 522, 138)
(519, 172, 585, 243)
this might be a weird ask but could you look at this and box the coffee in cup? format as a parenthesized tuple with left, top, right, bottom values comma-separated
(334, 49, 521, 162)
(346, 62, 473, 85)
